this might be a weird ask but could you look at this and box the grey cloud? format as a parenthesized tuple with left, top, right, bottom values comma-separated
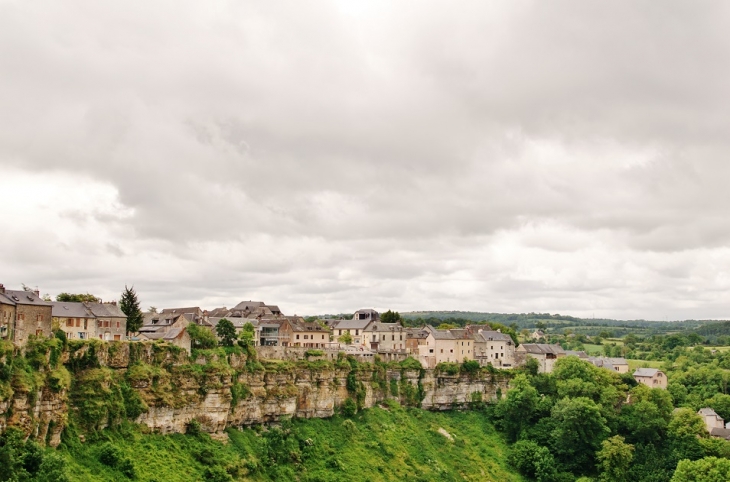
(2, 1, 730, 319)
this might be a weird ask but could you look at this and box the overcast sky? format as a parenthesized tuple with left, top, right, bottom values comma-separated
(2, 1, 729, 320)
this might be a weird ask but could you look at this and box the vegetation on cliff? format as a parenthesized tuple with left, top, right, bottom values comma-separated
(58, 406, 522, 482)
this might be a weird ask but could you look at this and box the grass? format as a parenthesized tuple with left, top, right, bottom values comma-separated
(627, 359, 664, 370)
(582, 344, 604, 355)
(60, 407, 523, 482)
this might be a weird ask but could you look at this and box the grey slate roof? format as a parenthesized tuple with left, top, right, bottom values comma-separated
(51, 302, 94, 318)
(232, 301, 266, 311)
(710, 427, 730, 439)
(85, 302, 126, 318)
(480, 330, 512, 342)
(520, 344, 565, 355)
(2, 290, 51, 307)
(699, 407, 720, 417)
(333, 318, 373, 330)
(425, 326, 455, 340)
(633, 368, 660, 377)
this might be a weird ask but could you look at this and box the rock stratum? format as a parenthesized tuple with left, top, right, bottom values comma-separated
(0, 339, 509, 446)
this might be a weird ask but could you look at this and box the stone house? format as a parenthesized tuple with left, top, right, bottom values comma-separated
(450, 329, 475, 361)
(364, 322, 406, 353)
(418, 326, 458, 368)
(0, 287, 53, 346)
(161, 307, 206, 324)
(279, 318, 329, 348)
(405, 328, 428, 354)
(633, 368, 667, 389)
(0, 285, 17, 341)
(332, 318, 374, 346)
(139, 312, 190, 339)
(87, 302, 127, 341)
(139, 326, 192, 354)
(466, 326, 515, 368)
(52, 302, 96, 340)
(697, 408, 730, 439)
(588, 357, 629, 374)
(516, 343, 565, 373)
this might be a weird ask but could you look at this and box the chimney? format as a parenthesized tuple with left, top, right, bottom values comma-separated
(33, 288, 40, 297)
(0, 284, 4, 294)
(110, 301, 117, 306)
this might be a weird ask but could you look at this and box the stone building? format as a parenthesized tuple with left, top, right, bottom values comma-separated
(0, 286, 52, 346)
(633, 368, 667, 389)
(0, 285, 17, 341)
(52, 301, 96, 340)
(516, 343, 566, 373)
(364, 322, 406, 353)
(87, 302, 127, 340)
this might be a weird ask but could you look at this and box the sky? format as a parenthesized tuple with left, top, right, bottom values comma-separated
(1, 1, 729, 320)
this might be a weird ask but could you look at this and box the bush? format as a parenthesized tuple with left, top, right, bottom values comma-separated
(186, 419, 202, 436)
(203, 465, 233, 482)
(99, 443, 122, 467)
(342, 398, 357, 417)
(461, 360, 481, 374)
(305, 349, 324, 358)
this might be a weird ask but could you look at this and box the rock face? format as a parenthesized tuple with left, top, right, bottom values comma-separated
(134, 364, 509, 435)
(0, 341, 510, 443)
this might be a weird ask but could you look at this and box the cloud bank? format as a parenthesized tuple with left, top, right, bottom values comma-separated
(1, 1, 729, 319)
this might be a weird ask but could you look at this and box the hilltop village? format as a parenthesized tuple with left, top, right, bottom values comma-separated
(0, 283, 668, 388)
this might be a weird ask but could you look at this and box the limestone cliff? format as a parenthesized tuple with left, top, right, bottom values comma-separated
(0, 339, 510, 445)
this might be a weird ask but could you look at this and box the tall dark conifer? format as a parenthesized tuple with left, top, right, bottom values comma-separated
(120, 285, 144, 334)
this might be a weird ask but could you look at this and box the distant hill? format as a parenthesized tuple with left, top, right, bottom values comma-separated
(400, 311, 713, 336)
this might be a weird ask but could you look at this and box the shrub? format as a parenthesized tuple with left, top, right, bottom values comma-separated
(342, 398, 357, 417)
(305, 349, 324, 358)
(461, 360, 481, 374)
(203, 465, 233, 482)
(186, 419, 202, 436)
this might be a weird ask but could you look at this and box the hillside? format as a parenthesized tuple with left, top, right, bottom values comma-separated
(400, 311, 712, 336)
(60, 407, 523, 482)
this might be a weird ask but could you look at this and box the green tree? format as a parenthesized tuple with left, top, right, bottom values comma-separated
(338, 332, 353, 344)
(671, 457, 730, 481)
(597, 435, 634, 482)
(508, 440, 558, 482)
(551, 396, 610, 473)
(120, 285, 144, 334)
(380, 310, 402, 324)
(238, 322, 256, 347)
(187, 323, 217, 349)
(56, 292, 101, 303)
(495, 374, 540, 442)
(216, 318, 237, 347)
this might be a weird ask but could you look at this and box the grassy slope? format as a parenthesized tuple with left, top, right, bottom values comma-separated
(60, 406, 522, 482)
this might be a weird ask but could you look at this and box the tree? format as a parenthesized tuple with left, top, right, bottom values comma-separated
(508, 440, 558, 482)
(148, 306, 158, 314)
(380, 310, 402, 324)
(551, 396, 610, 473)
(238, 322, 256, 347)
(187, 323, 217, 349)
(338, 332, 353, 344)
(671, 457, 730, 482)
(216, 318, 237, 347)
(597, 435, 634, 482)
(56, 292, 100, 303)
(119, 286, 144, 334)
(495, 374, 540, 442)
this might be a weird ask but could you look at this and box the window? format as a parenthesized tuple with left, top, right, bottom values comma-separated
(116, 321, 120, 328)
(304, 335, 309, 340)
(440, 349, 443, 353)
(296, 334, 300, 339)
(400, 335, 402, 340)
(429, 349, 434, 353)
(322, 335, 325, 340)
(66, 319, 73, 327)
(76, 319, 81, 327)
(355, 330, 359, 335)
(37, 314, 43, 322)
(338, 330, 342, 335)
(391, 335, 394, 341)
(382, 335, 385, 341)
